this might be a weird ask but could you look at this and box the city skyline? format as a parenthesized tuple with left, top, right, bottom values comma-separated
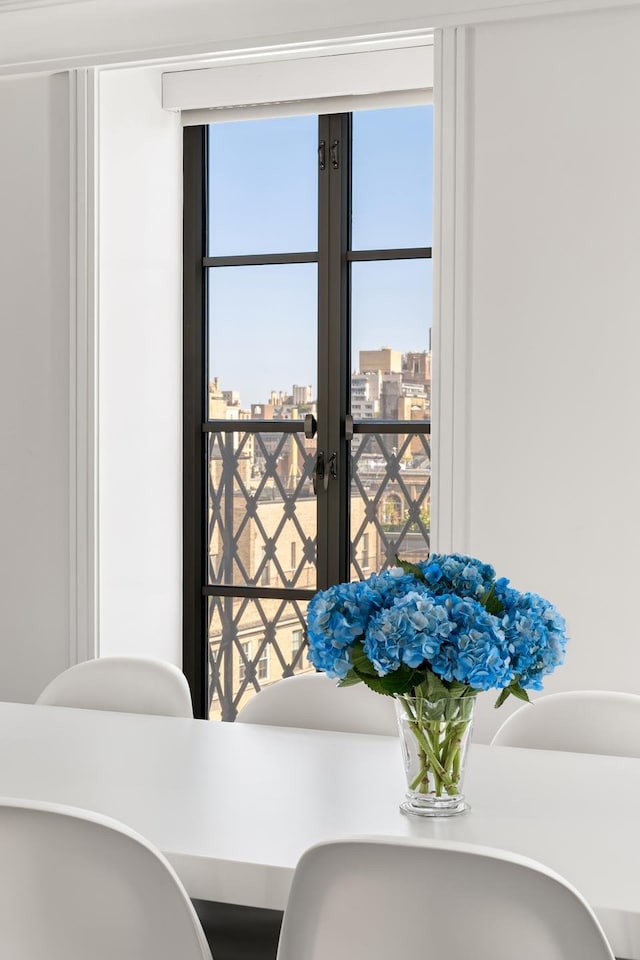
(207, 105, 434, 405)
(209, 343, 432, 414)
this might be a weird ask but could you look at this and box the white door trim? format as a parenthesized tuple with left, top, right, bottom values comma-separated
(431, 26, 472, 553)
(68, 67, 99, 664)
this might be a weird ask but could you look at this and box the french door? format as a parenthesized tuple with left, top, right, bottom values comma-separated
(184, 107, 433, 719)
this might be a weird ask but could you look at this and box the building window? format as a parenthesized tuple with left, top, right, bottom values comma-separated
(260, 559, 271, 587)
(257, 645, 269, 682)
(291, 629, 303, 657)
(184, 104, 433, 719)
(361, 533, 370, 570)
(238, 642, 252, 682)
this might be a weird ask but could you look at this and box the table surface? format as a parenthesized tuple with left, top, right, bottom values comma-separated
(0, 700, 637, 958)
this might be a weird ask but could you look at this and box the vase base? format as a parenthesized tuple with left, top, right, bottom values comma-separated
(399, 797, 469, 818)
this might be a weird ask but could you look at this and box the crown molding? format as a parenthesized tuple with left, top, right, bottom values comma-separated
(0, 0, 90, 11)
(0, 0, 638, 74)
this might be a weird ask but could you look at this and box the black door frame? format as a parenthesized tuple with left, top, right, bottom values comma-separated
(183, 114, 432, 718)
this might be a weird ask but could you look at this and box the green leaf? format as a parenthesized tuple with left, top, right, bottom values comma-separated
(509, 683, 531, 704)
(424, 670, 450, 701)
(337, 671, 362, 688)
(493, 681, 532, 709)
(446, 680, 471, 698)
(360, 664, 420, 696)
(394, 554, 425, 582)
(360, 675, 387, 695)
(361, 674, 404, 696)
(348, 642, 378, 679)
(344, 642, 420, 695)
(412, 672, 464, 702)
(480, 582, 505, 617)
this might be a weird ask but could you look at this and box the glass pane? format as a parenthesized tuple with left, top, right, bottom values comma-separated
(207, 431, 317, 589)
(350, 432, 431, 581)
(208, 116, 318, 256)
(208, 263, 317, 417)
(207, 597, 313, 720)
(351, 259, 432, 422)
(351, 105, 433, 250)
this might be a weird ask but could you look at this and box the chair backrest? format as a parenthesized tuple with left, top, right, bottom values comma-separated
(0, 797, 212, 960)
(491, 690, 640, 756)
(236, 672, 397, 735)
(276, 837, 614, 960)
(36, 656, 194, 718)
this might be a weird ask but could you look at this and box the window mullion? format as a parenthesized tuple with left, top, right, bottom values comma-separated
(318, 113, 351, 589)
(325, 113, 351, 586)
(317, 115, 331, 591)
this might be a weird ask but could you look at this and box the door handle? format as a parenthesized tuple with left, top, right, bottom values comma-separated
(326, 452, 337, 491)
(313, 451, 325, 495)
(313, 450, 337, 494)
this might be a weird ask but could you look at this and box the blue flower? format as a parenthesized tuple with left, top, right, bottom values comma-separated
(429, 596, 513, 691)
(304, 553, 568, 699)
(501, 590, 568, 690)
(365, 567, 425, 607)
(494, 576, 517, 607)
(418, 554, 496, 600)
(363, 592, 455, 675)
(306, 580, 380, 678)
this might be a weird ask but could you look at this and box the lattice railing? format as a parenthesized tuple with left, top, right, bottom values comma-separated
(207, 431, 317, 589)
(350, 431, 431, 579)
(205, 427, 431, 720)
(206, 430, 316, 720)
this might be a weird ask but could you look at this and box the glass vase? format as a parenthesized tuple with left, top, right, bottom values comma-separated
(395, 694, 476, 818)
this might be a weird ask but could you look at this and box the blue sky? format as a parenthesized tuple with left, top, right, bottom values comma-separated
(207, 106, 433, 407)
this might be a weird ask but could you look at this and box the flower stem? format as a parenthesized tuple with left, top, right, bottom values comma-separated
(400, 699, 455, 793)
(399, 696, 472, 798)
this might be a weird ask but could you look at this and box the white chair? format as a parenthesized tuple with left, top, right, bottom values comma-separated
(236, 672, 397, 735)
(0, 797, 212, 960)
(36, 656, 193, 718)
(491, 690, 640, 757)
(276, 837, 614, 960)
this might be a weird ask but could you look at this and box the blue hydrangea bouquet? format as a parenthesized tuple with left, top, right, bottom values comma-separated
(306, 553, 568, 816)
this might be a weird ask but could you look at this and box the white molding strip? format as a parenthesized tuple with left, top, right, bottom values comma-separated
(430, 28, 450, 552)
(450, 26, 472, 552)
(431, 25, 472, 553)
(0, 0, 89, 10)
(68, 67, 99, 664)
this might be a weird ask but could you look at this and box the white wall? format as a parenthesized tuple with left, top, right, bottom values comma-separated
(0, 72, 72, 701)
(1, 0, 640, 713)
(98, 66, 183, 663)
(452, 6, 640, 741)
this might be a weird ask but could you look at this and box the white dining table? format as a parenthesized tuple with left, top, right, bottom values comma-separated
(0, 700, 637, 958)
